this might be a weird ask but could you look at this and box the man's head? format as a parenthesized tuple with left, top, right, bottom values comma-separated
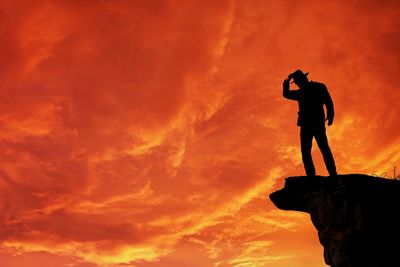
(290, 69, 309, 88)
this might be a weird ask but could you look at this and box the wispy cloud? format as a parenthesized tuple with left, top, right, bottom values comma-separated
(0, 0, 399, 266)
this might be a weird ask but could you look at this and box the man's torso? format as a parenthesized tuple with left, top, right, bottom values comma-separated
(297, 81, 326, 127)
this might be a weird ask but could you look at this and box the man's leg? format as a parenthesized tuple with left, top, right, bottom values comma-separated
(315, 127, 337, 176)
(300, 127, 315, 176)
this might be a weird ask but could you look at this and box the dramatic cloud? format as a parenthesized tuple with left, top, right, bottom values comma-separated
(0, 0, 399, 266)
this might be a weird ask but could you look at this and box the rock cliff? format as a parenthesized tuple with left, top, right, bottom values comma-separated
(270, 174, 400, 267)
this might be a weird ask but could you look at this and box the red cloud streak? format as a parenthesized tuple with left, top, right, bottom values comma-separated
(0, 0, 399, 266)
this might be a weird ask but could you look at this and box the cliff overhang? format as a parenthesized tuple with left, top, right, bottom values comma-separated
(270, 174, 400, 267)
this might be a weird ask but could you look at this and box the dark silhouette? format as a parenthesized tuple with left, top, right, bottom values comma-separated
(283, 70, 337, 176)
(270, 174, 400, 267)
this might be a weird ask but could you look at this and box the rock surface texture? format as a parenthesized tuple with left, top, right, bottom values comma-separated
(270, 174, 400, 267)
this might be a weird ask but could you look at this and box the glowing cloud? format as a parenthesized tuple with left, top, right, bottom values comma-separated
(0, 0, 399, 266)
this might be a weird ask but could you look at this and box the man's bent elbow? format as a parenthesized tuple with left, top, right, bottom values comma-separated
(283, 91, 292, 99)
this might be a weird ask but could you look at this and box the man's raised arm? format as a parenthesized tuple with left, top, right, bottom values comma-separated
(282, 76, 299, 100)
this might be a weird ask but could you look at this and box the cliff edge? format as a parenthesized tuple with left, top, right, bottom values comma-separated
(269, 174, 400, 267)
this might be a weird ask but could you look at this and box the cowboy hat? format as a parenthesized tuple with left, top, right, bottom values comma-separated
(290, 69, 309, 83)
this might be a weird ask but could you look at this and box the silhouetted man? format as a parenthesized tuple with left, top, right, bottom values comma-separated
(283, 70, 337, 176)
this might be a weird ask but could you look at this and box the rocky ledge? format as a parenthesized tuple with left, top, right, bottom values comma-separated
(270, 174, 400, 267)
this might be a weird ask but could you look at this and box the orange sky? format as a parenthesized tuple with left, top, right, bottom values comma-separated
(0, 0, 399, 266)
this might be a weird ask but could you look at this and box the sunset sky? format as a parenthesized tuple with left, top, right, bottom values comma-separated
(0, 0, 399, 266)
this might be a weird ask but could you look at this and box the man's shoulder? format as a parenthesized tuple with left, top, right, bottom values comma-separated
(310, 81, 326, 88)
(310, 81, 328, 92)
